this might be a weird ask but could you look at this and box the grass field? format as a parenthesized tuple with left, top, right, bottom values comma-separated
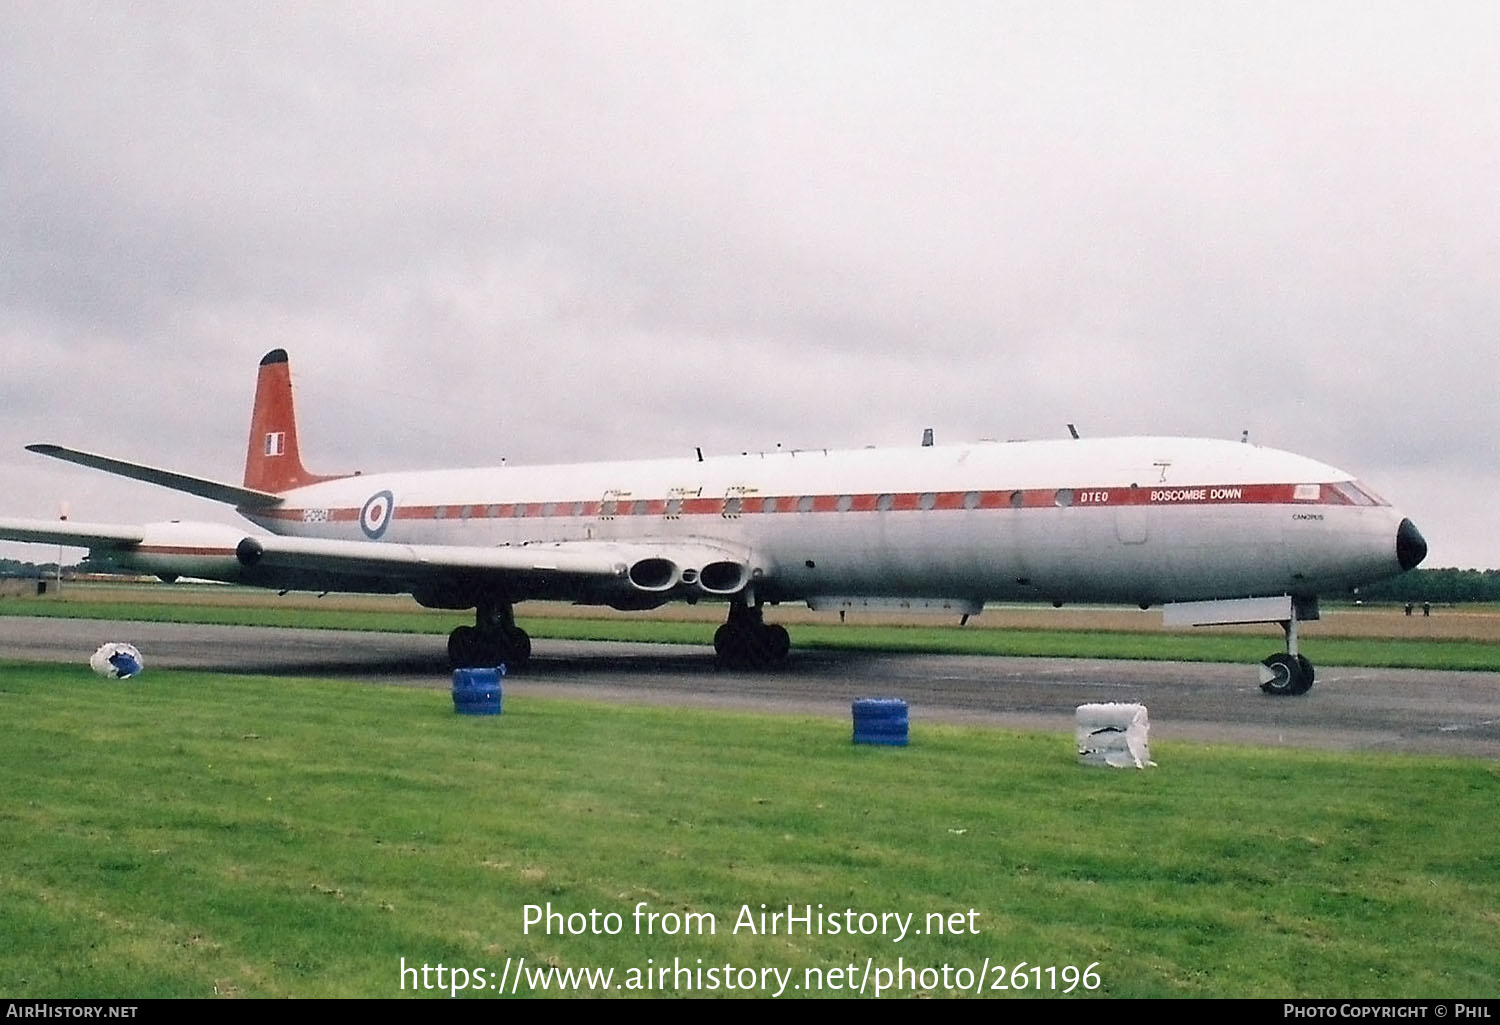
(5, 583, 1500, 998)
(3, 662, 1498, 999)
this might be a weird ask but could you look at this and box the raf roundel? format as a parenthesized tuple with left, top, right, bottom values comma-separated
(360, 490, 395, 539)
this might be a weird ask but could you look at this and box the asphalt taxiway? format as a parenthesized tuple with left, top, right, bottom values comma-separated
(4, 616, 1499, 758)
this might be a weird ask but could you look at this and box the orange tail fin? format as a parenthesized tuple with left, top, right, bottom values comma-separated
(243, 350, 342, 493)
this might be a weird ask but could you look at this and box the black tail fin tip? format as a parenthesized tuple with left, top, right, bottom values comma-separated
(260, 349, 289, 367)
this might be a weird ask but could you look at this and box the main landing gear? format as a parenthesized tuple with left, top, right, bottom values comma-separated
(1258, 602, 1315, 696)
(448, 600, 531, 671)
(714, 600, 790, 670)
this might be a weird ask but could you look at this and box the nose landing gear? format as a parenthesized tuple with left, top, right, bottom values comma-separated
(1164, 594, 1320, 697)
(1259, 602, 1315, 696)
(1259, 651, 1314, 696)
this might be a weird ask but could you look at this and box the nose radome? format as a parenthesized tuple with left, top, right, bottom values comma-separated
(1396, 518, 1428, 572)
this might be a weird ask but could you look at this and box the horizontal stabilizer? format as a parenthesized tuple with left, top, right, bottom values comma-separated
(26, 444, 284, 509)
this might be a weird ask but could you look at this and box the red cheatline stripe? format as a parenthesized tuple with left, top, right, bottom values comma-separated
(135, 546, 238, 556)
(256, 482, 1371, 524)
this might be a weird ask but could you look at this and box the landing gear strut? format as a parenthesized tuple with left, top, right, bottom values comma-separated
(714, 600, 790, 669)
(448, 599, 531, 671)
(1259, 601, 1315, 696)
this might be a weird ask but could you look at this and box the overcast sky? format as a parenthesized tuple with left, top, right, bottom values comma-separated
(2, 2, 1496, 568)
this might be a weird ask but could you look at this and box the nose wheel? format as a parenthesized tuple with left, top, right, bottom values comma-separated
(1260, 606, 1315, 695)
(1259, 652, 1314, 695)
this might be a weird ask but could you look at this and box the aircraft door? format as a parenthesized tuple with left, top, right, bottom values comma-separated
(1114, 504, 1148, 544)
(1107, 483, 1157, 603)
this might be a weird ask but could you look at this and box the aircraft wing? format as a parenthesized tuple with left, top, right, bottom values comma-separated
(235, 535, 755, 606)
(0, 518, 260, 584)
(25, 444, 284, 509)
(1, 517, 755, 607)
(0, 518, 148, 548)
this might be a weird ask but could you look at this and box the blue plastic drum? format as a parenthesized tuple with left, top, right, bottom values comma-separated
(852, 697, 909, 746)
(452, 666, 505, 716)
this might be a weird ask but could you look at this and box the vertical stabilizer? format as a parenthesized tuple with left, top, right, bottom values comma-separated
(243, 350, 341, 493)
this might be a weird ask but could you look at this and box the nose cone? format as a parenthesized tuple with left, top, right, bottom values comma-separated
(1396, 518, 1428, 572)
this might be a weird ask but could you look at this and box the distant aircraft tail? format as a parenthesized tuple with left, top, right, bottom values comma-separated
(243, 349, 342, 493)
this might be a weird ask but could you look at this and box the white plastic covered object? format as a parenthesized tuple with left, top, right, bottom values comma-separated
(90, 642, 144, 680)
(1076, 702, 1154, 768)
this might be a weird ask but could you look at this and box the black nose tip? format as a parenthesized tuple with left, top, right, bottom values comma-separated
(1396, 518, 1427, 571)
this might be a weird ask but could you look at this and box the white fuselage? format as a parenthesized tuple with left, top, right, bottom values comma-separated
(230, 436, 1408, 609)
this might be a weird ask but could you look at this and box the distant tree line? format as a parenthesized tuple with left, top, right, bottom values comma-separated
(0, 558, 59, 579)
(1355, 568, 1500, 604)
(1, 552, 129, 577)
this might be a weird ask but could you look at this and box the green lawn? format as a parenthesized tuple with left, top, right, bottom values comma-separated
(2, 663, 1497, 998)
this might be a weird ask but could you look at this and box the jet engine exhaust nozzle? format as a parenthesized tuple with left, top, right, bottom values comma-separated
(628, 557, 678, 591)
(697, 560, 750, 595)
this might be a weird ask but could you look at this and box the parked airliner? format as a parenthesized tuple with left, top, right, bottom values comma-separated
(0, 350, 1426, 694)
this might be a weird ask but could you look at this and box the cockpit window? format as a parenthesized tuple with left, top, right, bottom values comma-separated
(1330, 481, 1387, 507)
